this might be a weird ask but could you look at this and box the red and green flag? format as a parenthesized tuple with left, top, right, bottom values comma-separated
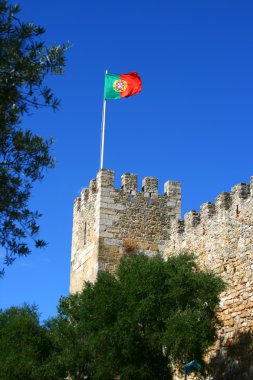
(104, 72, 142, 100)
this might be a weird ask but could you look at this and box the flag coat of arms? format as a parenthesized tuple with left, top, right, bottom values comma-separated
(104, 72, 142, 100)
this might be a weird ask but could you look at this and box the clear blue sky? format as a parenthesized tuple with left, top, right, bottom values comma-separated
(1, 0, 253, 320)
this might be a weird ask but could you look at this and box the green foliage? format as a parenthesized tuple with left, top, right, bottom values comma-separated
(0, 304, 53, 379)
(55, 253, 225, 379)
(45, 294, 92, 379)
(0, 254, 225, 379)
(0, 0, 68, 275)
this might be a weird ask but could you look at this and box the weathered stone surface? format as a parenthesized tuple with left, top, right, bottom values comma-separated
(70, 169, 181, 292)
(70, 169, 253, 379)
(165, 177, 253, 378)
(121, 173, 137, 192)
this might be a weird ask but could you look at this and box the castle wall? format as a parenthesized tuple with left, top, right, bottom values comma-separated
(70, 178, 100, 293)
(165, 178, 253, 349)
(70, 169, 181, 293)
(70, 169, 253, 377)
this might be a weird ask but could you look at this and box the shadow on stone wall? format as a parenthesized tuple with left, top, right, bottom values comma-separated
(208, 331, 253, 380)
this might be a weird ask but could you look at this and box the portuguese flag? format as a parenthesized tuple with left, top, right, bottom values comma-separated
(104, 72, 142, 100)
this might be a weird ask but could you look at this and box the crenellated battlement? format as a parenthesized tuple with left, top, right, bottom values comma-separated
(169, 178, 253, 236)
(74, 169, 181, 216)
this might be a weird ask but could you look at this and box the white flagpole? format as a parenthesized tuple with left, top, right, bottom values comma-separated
(100, 69, 108, 169)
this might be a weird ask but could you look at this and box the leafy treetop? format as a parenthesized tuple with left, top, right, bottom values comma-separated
(55, 253, 225, 380)
(0, 254, 225, 379)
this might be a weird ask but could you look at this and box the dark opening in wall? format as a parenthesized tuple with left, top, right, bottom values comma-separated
(130, 191, 133, 205)
(148, 192, 152, 206)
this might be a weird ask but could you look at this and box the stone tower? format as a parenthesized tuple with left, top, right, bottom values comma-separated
(70, 169, 181, 293)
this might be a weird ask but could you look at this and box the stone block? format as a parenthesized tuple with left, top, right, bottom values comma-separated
(232, 183, 250, 200)
(121, 173, 137, 192)
(97, 169, 114, 188)
(164, 180, 181, 197)
(142, 176, 158, 194)
(215, 192, 232, 210)
(89, 178, 97, 193)
(185, 210, 201, 227)
(200, 202, 215, 218)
